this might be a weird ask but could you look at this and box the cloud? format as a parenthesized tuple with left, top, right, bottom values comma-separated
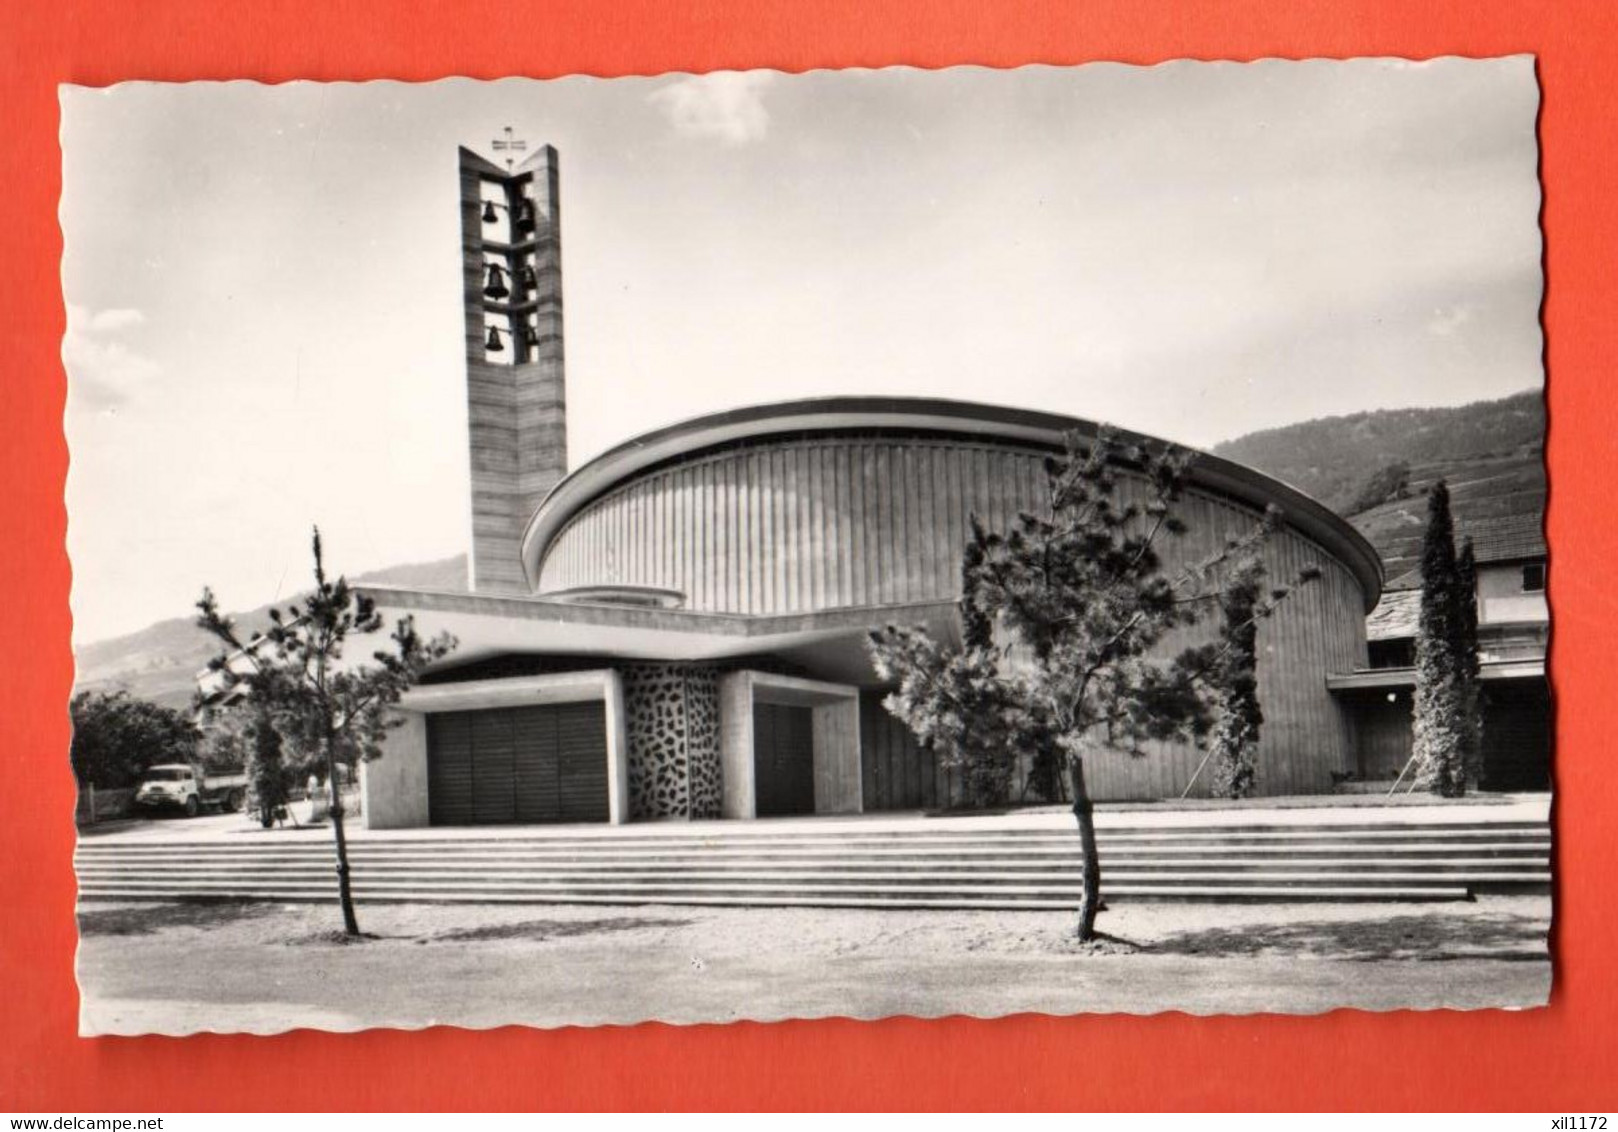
(64, 304, 160, 412)
(89, 307, 146, 333)
(1427, 304, 1475, 337)
(649, 72, 775, 146)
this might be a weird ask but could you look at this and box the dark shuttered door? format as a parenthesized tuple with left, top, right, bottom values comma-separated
(470, 710, 517, 824)
(556, 702, 611, 822)
(428, 702, 609, 825)
(511, 707, 561, 823)
(1481, 685, 1551, 791)
(753, 702, 816, 817)
(427, 712, 475, 825)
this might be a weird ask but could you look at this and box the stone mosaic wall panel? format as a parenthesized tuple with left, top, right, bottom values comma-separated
(622, 663, 723, 820)
(683, 668, 722, 818)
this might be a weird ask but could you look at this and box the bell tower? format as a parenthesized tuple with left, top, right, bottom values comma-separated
(459, 135, 567, 593)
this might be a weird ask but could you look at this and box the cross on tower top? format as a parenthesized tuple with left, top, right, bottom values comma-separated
(493, 126, 528, 171)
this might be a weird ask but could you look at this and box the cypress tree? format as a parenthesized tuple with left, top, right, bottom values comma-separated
(1412, 481, 1466, 796)
(1455, 537, 1484, 787)
(246, 709, 290, 829)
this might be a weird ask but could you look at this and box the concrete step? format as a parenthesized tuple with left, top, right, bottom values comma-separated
(72, 853, 1551, 874)
(75, 838, 1552, 861)
(72, 873, 1548, 896)
(75, 816, 1548, 907)
(76, 883, 1475, 906)
(75, 826, 1551, 853)
(73, 856, 1550, 877)
(69, 847, 1546, 873)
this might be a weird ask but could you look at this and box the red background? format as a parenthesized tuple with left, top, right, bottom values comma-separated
(2, 0, 1613, 1111)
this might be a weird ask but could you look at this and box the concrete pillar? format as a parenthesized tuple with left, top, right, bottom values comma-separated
(362, 711, 430, 829)
(719, 671, 757, 819)
(603, 670, 630, 825)
(811, 696, 863, 815)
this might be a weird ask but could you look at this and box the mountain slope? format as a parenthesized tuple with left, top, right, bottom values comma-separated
(1212, 390, 1544, 516)
(74, 555, 468, 709)
(1214, 388, 1545, 591)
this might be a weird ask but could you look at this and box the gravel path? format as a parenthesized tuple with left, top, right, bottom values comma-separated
(76, 895, 1551, 1035)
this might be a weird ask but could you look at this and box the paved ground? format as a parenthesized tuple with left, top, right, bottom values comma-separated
(77, 793, 1553, 844)
(76, 894, 1552, 1035)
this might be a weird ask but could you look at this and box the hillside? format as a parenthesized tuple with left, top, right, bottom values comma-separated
(1344, 449, 1545, 587)
(1212, 390, 1544, 515)
(74, 555, 468, 709)
(1214, 388, 1545, 591)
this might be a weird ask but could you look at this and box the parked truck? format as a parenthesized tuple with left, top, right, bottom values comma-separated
(133, 763, 248, 818)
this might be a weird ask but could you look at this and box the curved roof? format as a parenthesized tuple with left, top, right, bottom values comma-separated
(521, 397, 1384, 610)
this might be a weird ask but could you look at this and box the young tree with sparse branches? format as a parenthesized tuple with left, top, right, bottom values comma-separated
(870, 427, 1317, 941)
(196, 528, 456, 935)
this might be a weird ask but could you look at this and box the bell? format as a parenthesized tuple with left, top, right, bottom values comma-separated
(520, 265, 538, 291)
(516, 198, 536, 231)
(483, 263, 509, 300)
(481, 200, 498, 224)
(485, 325, 504, 352)
(523, 326, 540, 349)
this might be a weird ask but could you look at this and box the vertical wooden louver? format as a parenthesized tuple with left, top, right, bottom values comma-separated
(427, 703, 608, 825)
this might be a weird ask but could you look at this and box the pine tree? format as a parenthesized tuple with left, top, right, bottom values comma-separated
(1412, 481, 1468, 796)
(871, 428, 1315, 941)
(869, 520, 1019, 809)
(197, 528, 456, 935)
(1207, 557, 1267, 799)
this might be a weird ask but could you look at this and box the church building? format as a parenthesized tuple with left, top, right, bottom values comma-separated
(352, 142, 1532, 829)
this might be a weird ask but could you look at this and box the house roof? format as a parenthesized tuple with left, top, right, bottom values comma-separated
(1382, 512, 1546, 592)
(1462, 512, 1548, 564)
(1366, 590, 1422, 641)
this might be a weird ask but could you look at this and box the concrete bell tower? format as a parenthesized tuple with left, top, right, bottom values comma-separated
(459, 138, 567, 593)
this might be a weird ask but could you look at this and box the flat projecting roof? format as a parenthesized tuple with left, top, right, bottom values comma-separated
(1326, 658, 1546, 691)
(354, 585, 962, 681)
(520, 396, 1385, 608)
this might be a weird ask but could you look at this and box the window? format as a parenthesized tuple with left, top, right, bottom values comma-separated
(1522, 563, 1546, 593)
(1368, 639, 1416, 669)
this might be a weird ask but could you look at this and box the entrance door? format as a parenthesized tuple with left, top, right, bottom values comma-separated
(1481, 684, 1551, 791)
(753, 701, 815, 817)
(428, 702, 609, 824)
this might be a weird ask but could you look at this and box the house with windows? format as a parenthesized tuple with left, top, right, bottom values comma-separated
(1327, 511, 1550, 790)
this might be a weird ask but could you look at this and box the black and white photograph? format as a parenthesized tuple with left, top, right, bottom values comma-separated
(62, 57, 1550, 1036)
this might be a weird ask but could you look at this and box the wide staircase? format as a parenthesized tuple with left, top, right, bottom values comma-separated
(74, 814, 1552, 909)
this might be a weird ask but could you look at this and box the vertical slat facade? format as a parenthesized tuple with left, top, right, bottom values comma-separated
(536, 434, 1370, 803)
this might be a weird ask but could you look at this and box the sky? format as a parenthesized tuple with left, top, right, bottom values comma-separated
(60, 58, 1544, 645)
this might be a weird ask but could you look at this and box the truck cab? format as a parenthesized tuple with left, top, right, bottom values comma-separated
(134, 763, 246, 818)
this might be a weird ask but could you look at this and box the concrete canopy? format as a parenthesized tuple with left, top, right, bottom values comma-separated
(357, 584, 962, 685)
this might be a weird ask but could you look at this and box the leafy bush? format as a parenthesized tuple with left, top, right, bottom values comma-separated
(70, 689, 201, 789)
(1347, 460, 1412, 515)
